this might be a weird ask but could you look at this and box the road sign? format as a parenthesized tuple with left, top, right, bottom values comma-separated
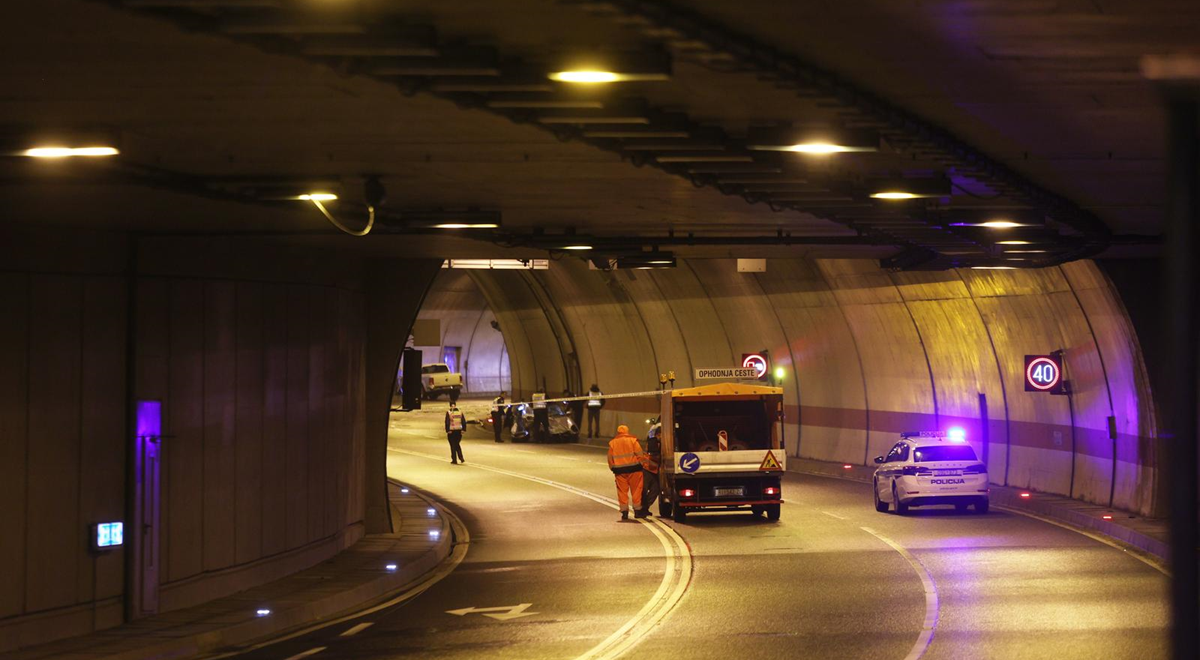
(741, 353, 769, 381)
(695, 367, 759, 379)
(446, 603, 537, 620)
(679, 452, 700, 473)
(1024, 355, 1063, 394)
(759, 451, 781, 471)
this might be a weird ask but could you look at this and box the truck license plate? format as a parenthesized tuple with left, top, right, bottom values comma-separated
(714, 487, 744, 497)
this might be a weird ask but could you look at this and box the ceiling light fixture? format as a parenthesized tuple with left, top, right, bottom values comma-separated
(746, 127, 878, 154)
(562, 245, 593, 251)
(997, 240, 1033, 245)
(22, 146, 119, 158)
(869, 177, 951, 200)
(433, 223, 500, 229)
(294, 192, 338, 201)
(547, 53, 671, 84)
(970, 266, 1017, 270)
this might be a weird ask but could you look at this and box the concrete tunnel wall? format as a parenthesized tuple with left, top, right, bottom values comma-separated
(0, 225, 439, 651)
(411, 270, 511, 395)
(471, 258, 1163, 517)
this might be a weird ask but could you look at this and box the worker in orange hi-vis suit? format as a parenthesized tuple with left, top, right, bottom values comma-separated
(607, 424, 647, 521)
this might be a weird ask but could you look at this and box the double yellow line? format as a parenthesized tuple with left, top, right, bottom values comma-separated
(390, 447, 693, 660)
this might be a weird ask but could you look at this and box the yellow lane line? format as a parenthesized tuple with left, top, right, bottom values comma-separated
(390, 447, 693, 660)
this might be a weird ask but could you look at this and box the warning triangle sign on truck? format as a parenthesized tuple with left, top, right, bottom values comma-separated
(759, 450, 781, 471)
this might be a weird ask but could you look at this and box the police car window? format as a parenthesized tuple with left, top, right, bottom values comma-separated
(914, 445, 977, 462)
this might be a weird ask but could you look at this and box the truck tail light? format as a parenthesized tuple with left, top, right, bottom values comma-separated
(764, 486, 779, 496)
(680, 488, 696, 498)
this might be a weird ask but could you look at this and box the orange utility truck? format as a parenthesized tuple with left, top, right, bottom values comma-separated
(656, 383, 786, 522)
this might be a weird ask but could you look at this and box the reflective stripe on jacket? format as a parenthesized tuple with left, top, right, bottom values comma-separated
(608, 434, 644, 474)
(446, 411, 464, 432)
(641, 450, 661, 474)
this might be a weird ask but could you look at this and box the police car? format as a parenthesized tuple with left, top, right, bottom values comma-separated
(872, 430, 989, 515)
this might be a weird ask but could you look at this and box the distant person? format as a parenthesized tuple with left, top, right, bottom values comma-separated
(640, 434, 662, 517)
(445, 402, 466, 464)
(607, 425, 647, 521)
(531, 387, 549, 443)
(565, 388, 584, 431)
(586, 384, 604, 438)
(491, 392, 508, 443)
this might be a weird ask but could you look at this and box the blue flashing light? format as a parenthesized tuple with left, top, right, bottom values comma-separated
(947, 427, 966, 443)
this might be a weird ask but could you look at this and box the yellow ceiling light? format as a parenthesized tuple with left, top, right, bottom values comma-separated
(433, 223, 500, 229)
(871, 191, 919, 200)
(997, 240, 1032, 245)
(747, 127, 878, 155)
(295, 193, 338, 201)
(562, 244, 594, 250)
(23, 146, 119, 158)
(549, 70, 621, 84)
(977, 220, 1024, 229)
(868, 177, 951, 200)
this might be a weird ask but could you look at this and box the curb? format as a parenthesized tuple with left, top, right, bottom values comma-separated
(785, 458, 1168, 565)
(51, 488, 455, 660)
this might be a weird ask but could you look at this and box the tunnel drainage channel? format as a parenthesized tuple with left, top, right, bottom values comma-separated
(390, 447, 693, 660)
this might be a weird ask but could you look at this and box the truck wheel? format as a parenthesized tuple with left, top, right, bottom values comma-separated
(672, 503, 687, 523)
(893, 483, 909, 515)
(751, 505, 764, 517)
(765, 504, 781, 521)
(658, 498, 672, 518)
(874, 481, 888, 513)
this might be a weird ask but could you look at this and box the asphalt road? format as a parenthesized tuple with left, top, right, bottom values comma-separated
(236, 399, 1169, 660)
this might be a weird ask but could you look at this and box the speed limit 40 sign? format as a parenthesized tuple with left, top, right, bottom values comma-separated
(1024, 355, 1064, 394)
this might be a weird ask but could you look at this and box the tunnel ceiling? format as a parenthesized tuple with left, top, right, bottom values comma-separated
(1, 0, 1185, 268)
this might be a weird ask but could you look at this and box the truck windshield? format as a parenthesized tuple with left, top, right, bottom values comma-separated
(424, 365, 450, 373)
(913, 445, 977, 462)
(674, 400, 772, 451)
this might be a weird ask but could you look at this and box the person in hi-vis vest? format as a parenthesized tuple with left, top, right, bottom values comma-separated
(586, 384, 604, 438)
(607, 425, 647, 520)
(445, 403, 466, 464)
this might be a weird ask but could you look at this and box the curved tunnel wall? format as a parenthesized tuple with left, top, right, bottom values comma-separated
(413, 270, 511, 395)
(472, 258, 1162, 517)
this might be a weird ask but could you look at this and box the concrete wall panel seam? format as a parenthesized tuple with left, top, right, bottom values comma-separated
(954, 269, 1013, 486)
(813, 263, 871, 464)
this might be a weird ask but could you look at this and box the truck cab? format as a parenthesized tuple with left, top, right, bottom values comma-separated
(657, 383, 786, 522)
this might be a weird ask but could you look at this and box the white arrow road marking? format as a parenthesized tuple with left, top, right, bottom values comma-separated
(446, 603, 538, 620)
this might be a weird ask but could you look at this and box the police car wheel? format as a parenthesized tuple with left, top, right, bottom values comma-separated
(873, 482, 888, 513)
(955, 502, 969, 513)
(892, 483, 909, 515)
(765, 505, 781, 521)
(975, 498, 989, 514)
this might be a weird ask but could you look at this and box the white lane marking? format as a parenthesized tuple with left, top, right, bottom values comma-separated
(339, 622, 374, 637)
(390, 447, 692, 660)
(821, 510, 848, 520)
(446, 603, 538, 620)
(860, 527, 938, 660)
(993, 505, 1169, 576)
(283, 648, 326, 660)
(204, 496, 470, 659)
